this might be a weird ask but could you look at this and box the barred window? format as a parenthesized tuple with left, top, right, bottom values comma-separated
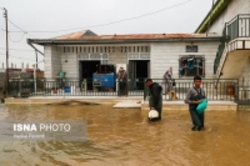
(179, 56, 205, 77)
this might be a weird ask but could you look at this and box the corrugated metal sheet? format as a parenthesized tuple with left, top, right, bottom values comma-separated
(51, 30, 219, 41)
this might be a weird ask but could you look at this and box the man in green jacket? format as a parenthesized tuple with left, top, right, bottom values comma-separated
(145, 78, 163, 121)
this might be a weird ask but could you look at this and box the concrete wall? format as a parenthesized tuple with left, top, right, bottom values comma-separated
(208, 0, 250, 35)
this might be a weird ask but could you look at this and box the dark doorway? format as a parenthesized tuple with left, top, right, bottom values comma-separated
(136, 61, 148, 78)
(80, 61, 100, 90)
(129, 60, 150, 90)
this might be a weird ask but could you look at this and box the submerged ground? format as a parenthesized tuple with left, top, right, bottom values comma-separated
(0, 104, 250, 166)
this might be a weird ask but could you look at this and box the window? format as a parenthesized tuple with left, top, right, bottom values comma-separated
(179, 56, 205, 77)
(128, 46, 131, 52)
(141, 46, 144, 52)
(186, 45, 198, 52)
(63, 47, 66, 53)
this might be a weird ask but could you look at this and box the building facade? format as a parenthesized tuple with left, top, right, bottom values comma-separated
(29, 31, 220, 85)
(196, 0, 250, 100)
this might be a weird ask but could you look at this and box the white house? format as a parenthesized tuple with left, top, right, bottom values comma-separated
(28, 31, 220, 84)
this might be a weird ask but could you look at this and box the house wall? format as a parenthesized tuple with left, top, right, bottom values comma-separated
(45, 41, 218, 80)
(150, 41, 219, 79)
(240, 56, 250, 86)
(208, 0, 250, 35)
(60, 51, 78, 79)
(44, 45, 61, 79)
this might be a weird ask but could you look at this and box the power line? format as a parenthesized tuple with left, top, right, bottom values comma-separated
(0, 47, 35, 52)
(8, 19, 27, 34)
(8, 19, 36, 37)
(9, 33, 25, 43)
(7, 0, 192, 34)
(0, 52, 37, 61)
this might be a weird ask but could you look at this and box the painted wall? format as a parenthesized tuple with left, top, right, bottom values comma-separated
(44, 41, 219, 80)
(150, 41, 219, 79)
(44, 46, 61, 79)
(60, 50, 78, 79)
(208, 0, 250, 35)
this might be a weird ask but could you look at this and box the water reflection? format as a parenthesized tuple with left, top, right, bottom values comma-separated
(0, 104, 250, 165)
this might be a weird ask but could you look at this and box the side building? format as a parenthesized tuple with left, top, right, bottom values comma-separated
(195, 0, 250, 102)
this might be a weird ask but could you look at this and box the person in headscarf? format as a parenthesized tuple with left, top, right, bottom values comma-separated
(117, 66, 128, 96)
(161, 67, 173, 99)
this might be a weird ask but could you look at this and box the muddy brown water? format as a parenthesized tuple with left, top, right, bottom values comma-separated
(0, 104, 250, 166)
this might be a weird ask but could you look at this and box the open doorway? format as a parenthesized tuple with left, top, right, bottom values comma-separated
(129, 60, 150, 90)
(79, 61, 100, 90)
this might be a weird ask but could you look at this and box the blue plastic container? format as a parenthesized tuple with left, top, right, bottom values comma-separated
(93, 73, 115, 88)
(64, 86, 71, 93)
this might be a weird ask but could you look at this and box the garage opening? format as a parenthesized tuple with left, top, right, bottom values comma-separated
(80, 61, 100, 90)
(129, 60, 150, 90)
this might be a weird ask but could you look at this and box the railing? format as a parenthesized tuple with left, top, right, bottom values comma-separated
(214, 26, 227, 75)
(227, 14, 250, 40)
(214, 14, 250, 76)
(8, 78, 240, 102)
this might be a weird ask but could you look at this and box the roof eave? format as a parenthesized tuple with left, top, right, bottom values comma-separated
(28, 37, 221, 45)
(195, 0, 232, 33)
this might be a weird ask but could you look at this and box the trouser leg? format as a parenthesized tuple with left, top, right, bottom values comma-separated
(189, 109, 202, 127)
(198, 112, 205, 127)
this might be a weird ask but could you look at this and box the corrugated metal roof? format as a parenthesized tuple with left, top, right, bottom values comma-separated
(52, 30, 97, 40)
(28, 30, 221, 45)
(52, 31, 219, 40)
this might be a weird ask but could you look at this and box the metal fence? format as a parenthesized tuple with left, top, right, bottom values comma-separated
(8, 78, 249, 103)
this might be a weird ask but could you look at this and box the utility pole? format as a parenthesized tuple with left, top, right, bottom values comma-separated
(3, 8, 9, 96)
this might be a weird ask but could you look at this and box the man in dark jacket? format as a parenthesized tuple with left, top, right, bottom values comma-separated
(185, 75, 206, 131)
(145, 78, 163, 121)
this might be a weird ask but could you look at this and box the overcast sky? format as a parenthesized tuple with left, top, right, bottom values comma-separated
(0, 0, 213, 70)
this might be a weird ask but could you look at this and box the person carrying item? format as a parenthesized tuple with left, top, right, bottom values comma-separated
(145, 78, 163, 121)
(161, 66, 173, 99)
(117, 66, 128, 96)
(184, 75, 206, 131)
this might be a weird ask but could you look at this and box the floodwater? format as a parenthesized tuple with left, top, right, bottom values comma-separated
(0, 104, 250, 166)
